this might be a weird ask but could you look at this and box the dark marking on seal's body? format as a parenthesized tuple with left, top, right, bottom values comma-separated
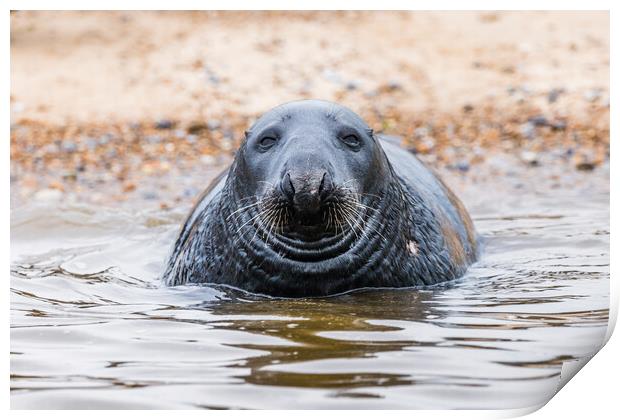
(164, 100, 478, 297)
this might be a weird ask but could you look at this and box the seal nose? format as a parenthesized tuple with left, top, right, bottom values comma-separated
(281, 171, 331, 215)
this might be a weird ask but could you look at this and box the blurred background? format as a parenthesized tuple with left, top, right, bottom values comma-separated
(10, 11, 609, 208)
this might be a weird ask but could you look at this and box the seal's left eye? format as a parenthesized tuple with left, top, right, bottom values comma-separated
(341, 134, 360, 148)
(259, 136, 277, 149)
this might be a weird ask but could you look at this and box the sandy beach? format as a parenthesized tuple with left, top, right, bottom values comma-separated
(10, 11, 610, 207)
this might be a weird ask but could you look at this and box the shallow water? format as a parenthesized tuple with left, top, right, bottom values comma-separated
(10, 167, 610, 409)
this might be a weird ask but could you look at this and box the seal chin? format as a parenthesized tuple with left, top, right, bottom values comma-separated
(281, 220, 335, 241)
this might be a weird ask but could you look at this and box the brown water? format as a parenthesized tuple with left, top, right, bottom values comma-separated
(10, 166, 610, 409)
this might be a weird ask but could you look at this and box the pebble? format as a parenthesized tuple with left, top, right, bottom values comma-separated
(142, 191, 159, 200)
(386, 80, 403, 91)
(34, 188, 63, 202)
(528, 115, 549, 127)
(123, 182, 136, 192)
(12, 102, 25, 113)
(85, 137, 98, 150)
(520, 151, 540, 166)
(520, 122, 537, 140)
(155, 119, 174, 130)
(188, 122, 208, 134)
(575, 153, 597, 171)
(203, 66, 220, 85)
(61, 140, 78, 153)
(576, 161, 596, 171)
(207, 120, 221, 130)
(183, 187, 199, 198)
(201, 155, 217, 165)
(62, 172, 77, 181)
(98, 135, 111, 145)
(584, 88, 603, 102)
(220, 138, 234, 152)
(525, 115, 567, 132)
(550, 120, 567, 131)
(547, 88, 564, 103)
(455, 161, 470, 172)
(322, 69, 342, 84)
(419, 137, 436, 152)
(414, 127, 430, 138)
(43, 143, 59, 154)
(345, 80, 359, 91)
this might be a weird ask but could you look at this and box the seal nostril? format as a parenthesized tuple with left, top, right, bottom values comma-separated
(318, 173, 326, 194)
(319, 172, 332, 197)
(288, 174, 295, 195)
(281, 172, 295, 201)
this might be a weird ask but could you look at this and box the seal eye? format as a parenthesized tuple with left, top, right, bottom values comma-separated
(341, 134, 360, 148)
(259, 136, 277, 149)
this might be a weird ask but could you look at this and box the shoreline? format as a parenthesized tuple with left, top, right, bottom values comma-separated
(10, 101, 609, 209)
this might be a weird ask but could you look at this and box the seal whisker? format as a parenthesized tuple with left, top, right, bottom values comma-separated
(352, 202, 380, 213)
(226, 200, 262, 220)
(248, 206, 275, 247)
(234, 211, 263, 235)
(343, 216, 359, 240)
(236, 194, 260, 203)
(357, 192, 382, 200)
(340, 202, 366, 239)
(275, 208, 283, 234)
(339, 206, 361, 240)
(339, 199, 387, 241)
(263, 206, 281, 244)
(234, 201, 276, 236)
(231, 207, 268, 248)
(332, 204, 343, 236)
(326, 205, 333, 232)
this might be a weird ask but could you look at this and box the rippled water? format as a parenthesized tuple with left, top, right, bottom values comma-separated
(10, 167, 610, 409)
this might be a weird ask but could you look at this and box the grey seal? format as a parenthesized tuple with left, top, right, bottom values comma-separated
(164, 100, 478, 297)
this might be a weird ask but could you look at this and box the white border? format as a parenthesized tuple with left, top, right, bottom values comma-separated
(3, 1, 617, 418)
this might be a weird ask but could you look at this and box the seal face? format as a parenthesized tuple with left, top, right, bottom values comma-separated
(164, 100, 478, 297)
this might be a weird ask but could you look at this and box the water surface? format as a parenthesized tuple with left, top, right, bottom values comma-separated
(10, 167, 609, 409)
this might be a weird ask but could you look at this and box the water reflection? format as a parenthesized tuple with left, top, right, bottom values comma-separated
(203, 289, 437, 389)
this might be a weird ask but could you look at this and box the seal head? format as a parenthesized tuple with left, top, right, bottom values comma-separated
(234, 101, 390, 241)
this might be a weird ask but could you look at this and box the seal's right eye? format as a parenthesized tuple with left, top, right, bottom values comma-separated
(259, 136, 277, 150)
